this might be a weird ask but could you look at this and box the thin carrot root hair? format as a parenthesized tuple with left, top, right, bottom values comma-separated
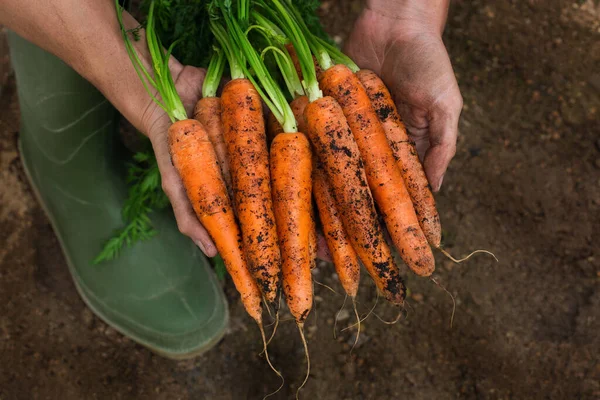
(439, 248, 498, 263)
(296, 322, 310, 400)
(263, 296, 274, 319)
(349, 297, 361, 354)
(264, 292, 282, 347)
(333, 295, 348, 339)
(258, 323, 284, 400)
(372, 308, 404, 325)
(314, 280, 339, 296)
(430, 276, 457, 329)
(341, 291, 379, 332)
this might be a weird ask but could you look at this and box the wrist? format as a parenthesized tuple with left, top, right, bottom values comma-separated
(364, 0, 449, 37)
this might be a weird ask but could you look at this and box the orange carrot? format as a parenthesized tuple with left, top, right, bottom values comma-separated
(193, 97, 234, 200)
(290, 95, 310, 134)
(319, 64, 435, 277)
(270, 132, 314, 324)
(267, 110, 285, 144)
(285, 43, 322, 81)
(356, 69, 441, 247)
(313, 164, 360, 298)
(221, 79, 281, 304)
(304, 96, 405, 304)
(168, 119, 262, 323)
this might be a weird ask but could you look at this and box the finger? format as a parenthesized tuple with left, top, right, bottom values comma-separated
(396, 101, 430, 160)
(422, 95, 462, 191)
(152, 128, 218, 257)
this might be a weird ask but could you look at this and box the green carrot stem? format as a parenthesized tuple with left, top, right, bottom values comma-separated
(202, 49, 226, 98)
(116, 0, 187, 122)
(219, 4, 296, 133)
(260, 0, 323, 102)
(280, 0, 333, 72)
(314, 36, 360, 73)
(210, 20, 245, 80)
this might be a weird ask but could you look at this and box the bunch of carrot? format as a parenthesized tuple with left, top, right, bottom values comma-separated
(117, 0, 492, 396)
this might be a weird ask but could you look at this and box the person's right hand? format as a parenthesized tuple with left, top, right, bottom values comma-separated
(345, 1, 462, 191)
(139, 61, 219, 257)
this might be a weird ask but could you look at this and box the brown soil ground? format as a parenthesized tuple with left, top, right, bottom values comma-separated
(1, 1, 600, 399)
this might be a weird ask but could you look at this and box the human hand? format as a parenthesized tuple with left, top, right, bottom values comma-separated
(345, 2, 463, 191)
(139, 61, 219, 257)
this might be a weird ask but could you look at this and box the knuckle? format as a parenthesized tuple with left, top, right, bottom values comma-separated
(161, 180, 172, 197)
(177, 219, 194, 236)
(439, 92, 463, 115)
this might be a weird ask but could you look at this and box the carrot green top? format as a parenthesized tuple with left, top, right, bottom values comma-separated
(216, 0, 298, 133)
(116, 0, 187, 123)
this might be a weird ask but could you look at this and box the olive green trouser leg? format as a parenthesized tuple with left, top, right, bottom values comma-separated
(8, 33, 228, 359)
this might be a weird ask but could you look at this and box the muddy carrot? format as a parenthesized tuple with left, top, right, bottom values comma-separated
(233, 10, 316, 396)
(357, 69, 441, 247)
(169, 119, 262, 322)
(211, 17, 282, 305)
(267, 110, 285, 143)
(270, 133, 314, 323)
(305, 97, 405, 304)
(313, 164, 360, 298)
(319, 64, 435, 277)
(193, 52, 233, 200)
(221, 79, 281, 303)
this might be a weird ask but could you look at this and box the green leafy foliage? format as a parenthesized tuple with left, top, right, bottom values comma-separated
(141, 0, 216, 67)
(143, 0, 327, 68)
(94, 147, 169, 263)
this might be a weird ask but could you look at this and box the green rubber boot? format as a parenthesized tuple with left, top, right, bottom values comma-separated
(8, 33, 228, 359)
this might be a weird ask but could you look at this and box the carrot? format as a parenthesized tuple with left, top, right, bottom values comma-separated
(356, 69, 441, 247)
(313, 164, 360, 299)
(267, 110, 285, 144)
(304, 96, 406, 304)
(168, 119, 263, 323)
(289, 95, 350, 279)
(290, 95, 310, 133)
(221, 78, 281, 304)
(270, 133, 314, 323)
(193, 97, 234, 200)
(285, 42, 322, 81)
(319, 64, 435, 277)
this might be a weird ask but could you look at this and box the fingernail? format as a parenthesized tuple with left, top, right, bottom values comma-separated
(436, 174, 445, 191)
(195, 240, 207, 254)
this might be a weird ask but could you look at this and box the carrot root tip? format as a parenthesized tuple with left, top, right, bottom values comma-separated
(349, 297, 361, 355)
(439, 248, 498, 263)
(430, 276, 457, 329)
(333, 295, 348, 339)
(296, 323, 310, 400)
(314, 280, 339, 295)
(258, 323, 284, 400)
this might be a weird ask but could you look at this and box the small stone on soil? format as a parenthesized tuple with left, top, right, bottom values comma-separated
(411, 293, 424, 302)
(337, 309, 350, 322)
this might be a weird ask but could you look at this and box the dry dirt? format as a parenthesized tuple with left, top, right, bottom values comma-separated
(1, 1, 600, 399)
